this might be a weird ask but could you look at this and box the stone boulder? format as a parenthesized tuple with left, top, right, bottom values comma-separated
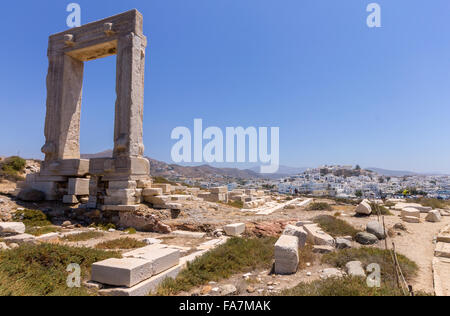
(335, 238, 352, 249)
(282, 225, 307, 248)
(304, 224, 335, 246)
(0, 222, 26, 235)
(355, 232, 378, 245)
(366, 221, 386, 240)
(18, 189, 45, 202)
(224, 223, 246, 237)
(274, 235, 299, 275)
(345, 261, 366, 278)
(425, 210, 442, 223)
(355, 200, 372, 215)
(403, 216, 420, 223)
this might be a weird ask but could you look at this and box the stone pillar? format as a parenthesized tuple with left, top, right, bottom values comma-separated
(59, 55, 84, 159)
(114, 32, 146, 159)
(42, 54, 84, 161)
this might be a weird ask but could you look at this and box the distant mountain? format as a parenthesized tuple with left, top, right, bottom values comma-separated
(366, 167, 419, 177)
(81, 150, 113, 159)
(81, 150, 262, 180)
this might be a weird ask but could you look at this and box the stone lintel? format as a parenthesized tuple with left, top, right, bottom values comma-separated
(48, 9, 146, 59)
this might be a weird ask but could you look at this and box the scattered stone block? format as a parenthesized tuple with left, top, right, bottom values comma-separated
(282, 225, 307, 248)
(366, 221, 386, 240)
(437, 226, 450, 243)
(223, 223, 246, 237)
(0, 222, 26, 235)
(425, 210, 442, 223)
(355, 200, 372, 215)
(98, 264, 182, 296)
(403, 216, 420, 223)
(435, 242, 450, 259)
(91, 258, 154, 288)
(274, 235, 299, 275)
(304, 224, 335, 246)
(123, 247, 180, 275)
(401, 208, 421, 219)
(346, 261, 366, 278)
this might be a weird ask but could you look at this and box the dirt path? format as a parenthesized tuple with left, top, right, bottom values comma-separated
(339, 210, 450, 294)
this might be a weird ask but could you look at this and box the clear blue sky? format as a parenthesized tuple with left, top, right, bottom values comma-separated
(1, 0, 449, 173)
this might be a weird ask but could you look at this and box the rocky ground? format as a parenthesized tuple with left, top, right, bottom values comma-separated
(1, 180, 449, 296)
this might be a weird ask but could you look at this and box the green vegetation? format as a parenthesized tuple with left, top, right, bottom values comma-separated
(283, 247, 422, 296)
(95, 238, 147, 250)
(124, 227, 137, 235)
(13, 209, 51, 227)
(308, 202, 332, 212)
(0, 156, 26, 181)
(62, 231, 104, 242)
(370, 203, 393, 216)
(313, 215, 360, 238)
(155, 237, 276, 295)
(26, 226, 61, 237)
(330, 197, 361, 206)
(12, 209, 59, 236)
(322, 247, 418, 284)
(221, 200, 244, 209)
(281, 277, 404, 296)
(0, 243, 120, 296)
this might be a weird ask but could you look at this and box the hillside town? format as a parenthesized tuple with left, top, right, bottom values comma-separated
(160, 163, 450, 201)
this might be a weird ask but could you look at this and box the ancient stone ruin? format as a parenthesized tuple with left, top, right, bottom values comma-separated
(19, 10, 151, 212)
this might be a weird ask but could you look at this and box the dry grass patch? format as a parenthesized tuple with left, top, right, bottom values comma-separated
(95, 237, 146, 250)
(0, 243, 120, 296)
(62, 231, 104, 242)
(281, 277, 405, 296)
(322, 247, 418, 285)
(155, 237, 276, 295)
(308, 202, 332, 211)
(313, 215, 360, 238)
